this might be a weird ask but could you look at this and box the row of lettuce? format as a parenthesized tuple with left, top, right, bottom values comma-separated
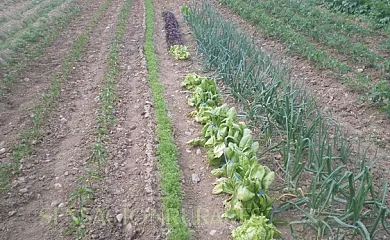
(181, 2, 389, 239)
(163, 10, 279, 239)
(183, 73, 280, 239)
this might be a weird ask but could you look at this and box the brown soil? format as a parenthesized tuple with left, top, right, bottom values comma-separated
(79, 0, 164, 238)
(1, 0, 164, 239)
(0, 0, 109, 238)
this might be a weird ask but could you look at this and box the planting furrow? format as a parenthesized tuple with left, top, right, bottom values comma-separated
(0, 0, 112, 238)
(80, 0, 164, 238)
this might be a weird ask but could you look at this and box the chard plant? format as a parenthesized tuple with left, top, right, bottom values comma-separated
(182, 73, 279, 236)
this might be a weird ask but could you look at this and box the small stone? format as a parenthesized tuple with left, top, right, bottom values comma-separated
(58, 203, 65, 208)
(274, 154, 282, 160)
(196, 149, 201, 155)
(18, 177, 26, 183)
(184, 131, 192, 136)
(209, 230, 216, 236)
(191, 173, 200, 184)
(54, 183, 62, 189)
(8, 211, 16, 217)
(0, 148, 5, 154)
(64, 171, 69, 176)
(125, 223, 135, 238)
(60, 117, 67, 123)
(116, 214, 124, 223)
(19, 188, 28, 193)
(357, 68, 364, 73)
(51, 201, 59, 207)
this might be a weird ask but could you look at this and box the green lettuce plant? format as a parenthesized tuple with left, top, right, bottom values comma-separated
(232, 215, 281, 240)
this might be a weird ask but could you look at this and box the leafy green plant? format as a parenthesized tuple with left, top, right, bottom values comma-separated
(232, 215, 281, 240)
(169, 45, 190, 60)
(367, 80, 390, 116)
(322, 0, 390, 24)
(182, 73, 279, 234)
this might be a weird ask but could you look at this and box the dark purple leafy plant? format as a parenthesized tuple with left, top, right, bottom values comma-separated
(162, 11, 184, 48)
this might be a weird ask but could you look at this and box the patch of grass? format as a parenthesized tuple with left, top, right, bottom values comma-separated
(145, 0, 190, 239)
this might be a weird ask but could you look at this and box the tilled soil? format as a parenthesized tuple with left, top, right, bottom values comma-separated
(0, 0, 167, 238)
(0, 0, 161, 238)
(0, 0, 93, 163)
(82, 0, 164, 238)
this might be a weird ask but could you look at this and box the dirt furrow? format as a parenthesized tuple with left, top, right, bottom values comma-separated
(0, 0, 126, 239)
(153, 0, 237, 239)
(84, 0, 164, 238)
(0, 0, 92, 165)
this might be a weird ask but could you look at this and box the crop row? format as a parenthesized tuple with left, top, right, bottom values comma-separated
(184, 2, 389, 238)
(0, 0, 109, 191)
(0, 0, 70, 63)
(245, 0, 386, 68)
(64, 0, 135, 238)
(0, 0, 55, 44)
(0, 0, 48, 30)
(144, 1, 190, 238)
(0, 0, 82, 96)
(162, 11, 190, 60)
(219, 0, 390, 117)
(182, 73, 280, 239)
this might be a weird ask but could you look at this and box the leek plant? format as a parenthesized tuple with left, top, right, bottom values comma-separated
(184, 2, 390, 238)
